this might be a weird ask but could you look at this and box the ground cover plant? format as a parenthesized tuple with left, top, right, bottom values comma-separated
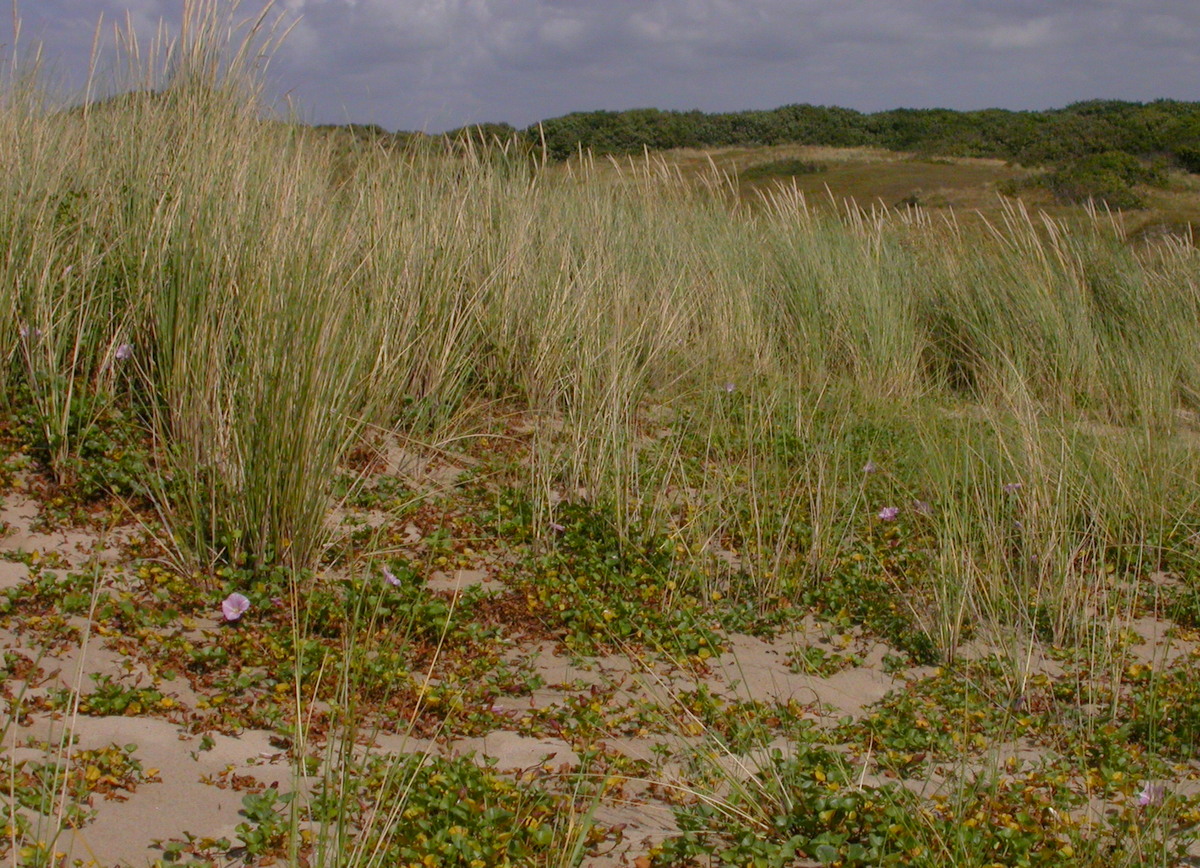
(2, 2, 1200, 866)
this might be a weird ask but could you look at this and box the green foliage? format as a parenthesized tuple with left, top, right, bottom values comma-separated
(1166, 582, 1200, 629)
(656, 745, 912, 866)
(1175, 145, 1200, 174)
(49, 672, 174, 717)
(787, 645, 862, 676)
(312, 753, 576, 867)
(7, 380, 150, 504)
(235, 789, 295, 860)
(1123, 658, 1200, 759)
(739, 159, 826, 183)
(155, 790, 297, 865)
(801, 552, 937, 665)
(848, 658, 1032, 768)
(443, 121, 520, 145)
(4, 563, 100, 617)
(526, 99, 1200, 170)
(513, 498, 722, 657)
(0, 743, 157, 862)
(656, 743, 1195, 867)
(1041, 151, 1167, 209)
(338, 472, 418, 512)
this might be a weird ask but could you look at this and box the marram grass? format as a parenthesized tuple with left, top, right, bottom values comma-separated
(3, 12, 1199, 598)
(3, 2, 1200, 866)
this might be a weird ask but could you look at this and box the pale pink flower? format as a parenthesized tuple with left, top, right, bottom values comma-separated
(1138, 782, 1165, 807)
(382, 565, 403, 587)
(878, 506, 899, 521)
(221, 592, 251, 622)
(114, 343, 134, 361)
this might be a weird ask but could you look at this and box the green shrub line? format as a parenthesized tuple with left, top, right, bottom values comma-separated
(428, 101, 1200, 169)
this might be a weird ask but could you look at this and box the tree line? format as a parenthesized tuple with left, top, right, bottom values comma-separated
(311, 101, 1200, 186)
(423, 100, 1200, 172)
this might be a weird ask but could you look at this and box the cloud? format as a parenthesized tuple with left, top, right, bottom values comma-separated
(14, 0, 1200, 131)
(980, 18, 1058, 50)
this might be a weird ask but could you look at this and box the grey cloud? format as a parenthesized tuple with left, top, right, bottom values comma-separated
(14, 0, 1200, 131)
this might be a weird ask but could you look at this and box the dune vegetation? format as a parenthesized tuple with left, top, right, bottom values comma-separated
(4, 3, 1200, 866)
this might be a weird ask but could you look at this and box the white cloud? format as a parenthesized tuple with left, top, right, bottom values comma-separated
(981, 18, 1058, 50)
(537, 16, 585, 50)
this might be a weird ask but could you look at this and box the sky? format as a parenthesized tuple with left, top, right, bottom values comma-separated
(14, 1, 1200, 133)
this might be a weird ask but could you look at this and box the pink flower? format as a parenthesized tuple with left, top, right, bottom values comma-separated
(1003, 482, 1023, 494)
(1138, 782, 1165, 807)
(382, 565, 403, 587)
(114, 343, 134, 361)
(878, 506, 899, 521)
(862, 460, 878, 474)
(221, 592, 251, 622)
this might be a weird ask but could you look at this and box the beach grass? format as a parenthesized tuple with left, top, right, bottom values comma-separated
(3, 2, 1200, 865)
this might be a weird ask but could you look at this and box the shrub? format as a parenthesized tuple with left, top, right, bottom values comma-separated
(1175, 145, 1200, 174)
(1043, 151, 1166, 209)
(739, 158, 827, 182)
